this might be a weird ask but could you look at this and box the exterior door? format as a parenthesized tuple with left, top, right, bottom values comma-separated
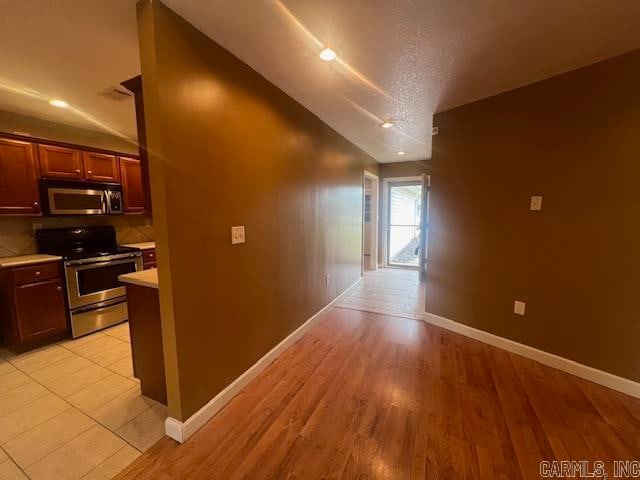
(0, 138, 41, 214)
(386, 180, 423, 268)
(418, 175, 429, 282)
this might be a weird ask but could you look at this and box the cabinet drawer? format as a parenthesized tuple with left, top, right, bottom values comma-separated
(10, 262, 61, 286)
(142, 249, 156, 263)
(143, 262, 157, 270)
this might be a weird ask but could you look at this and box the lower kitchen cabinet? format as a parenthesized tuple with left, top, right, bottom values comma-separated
(0, 262, 69, 351)
(142, 249, 156, 269)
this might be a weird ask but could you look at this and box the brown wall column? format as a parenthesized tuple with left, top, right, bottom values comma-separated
(137, 0, 378, 420)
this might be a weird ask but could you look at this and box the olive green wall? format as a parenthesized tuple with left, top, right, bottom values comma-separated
(137, 0, 378, 420)
(427, 50, 640, 382)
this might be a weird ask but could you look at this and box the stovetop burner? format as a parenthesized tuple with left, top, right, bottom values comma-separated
(35, 226, 140, 260)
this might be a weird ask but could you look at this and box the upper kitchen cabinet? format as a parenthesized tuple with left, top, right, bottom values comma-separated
(38, 144, 83, 180)
(83, 151, 120, 183)
(0, 133, 148, 216)
(0, 138, 41, 215)
(120, 156, 146, 213)
(40, 145, 120, 183)
(121, 76, 153, 214)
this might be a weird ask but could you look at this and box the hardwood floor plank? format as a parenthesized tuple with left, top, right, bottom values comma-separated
(115, 308, 640, 480)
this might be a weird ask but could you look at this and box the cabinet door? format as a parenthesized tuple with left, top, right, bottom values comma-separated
(0, 138, 40, 214)
(13, 279, 67, 343)
(83, 152, 120, 183)
(119, 157, 146, 213)
(38, 144, 83, 180)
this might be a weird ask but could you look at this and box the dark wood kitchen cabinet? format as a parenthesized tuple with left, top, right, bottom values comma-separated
(0, 262, 68, 351)
(142, 249, 156, 269)
(38, 144, 83, 180)
(40, 144, 121, 184)
(83, 151, 120, 183)
(0, 138, 41, 215)
(120, 156, 146, 213)
(0, 132, 148, 216)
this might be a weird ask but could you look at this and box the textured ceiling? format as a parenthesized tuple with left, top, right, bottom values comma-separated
(1, 1, 639, 162)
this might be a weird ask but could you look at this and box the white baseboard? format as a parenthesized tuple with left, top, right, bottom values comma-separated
(423, 312, 640, 399)
(164, 278, 362, 443)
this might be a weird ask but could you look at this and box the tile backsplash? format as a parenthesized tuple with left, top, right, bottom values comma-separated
(0, 215, 154, 257)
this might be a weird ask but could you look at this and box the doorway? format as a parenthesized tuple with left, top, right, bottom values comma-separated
(362, 171, 379, 272)
(337, 174, 427, 320)
(384, 177, 424, 269)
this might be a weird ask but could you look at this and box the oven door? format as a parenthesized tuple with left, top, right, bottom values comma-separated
(47, 187, 107, 215)
(65, 255, 142, 309)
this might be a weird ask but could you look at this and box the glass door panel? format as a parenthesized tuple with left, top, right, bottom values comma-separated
(387, 182, 422, 267)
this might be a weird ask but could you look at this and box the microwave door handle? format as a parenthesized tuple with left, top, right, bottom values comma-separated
(102, 191, 109, 214)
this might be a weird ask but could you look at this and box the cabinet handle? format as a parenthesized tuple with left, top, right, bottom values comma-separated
(87, 170, 93, 174)
(35, 271, 41, 276)
(75, 169, 81, 173)
(33, 201, 39, 209)
(149, 253, 154, 258)
(56, 286, 62, 292)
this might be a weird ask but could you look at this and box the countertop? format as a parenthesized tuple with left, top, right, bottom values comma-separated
(119, 268, 158, 289)
(0, 254, 63, 268)
(120, 241, 156, 250)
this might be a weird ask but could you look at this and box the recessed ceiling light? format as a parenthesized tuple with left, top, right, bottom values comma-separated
(319, 47, 337, 61)
(396, 151, 405, 155)
(381, 120, 394, 129)
(49, 99, 69, 108)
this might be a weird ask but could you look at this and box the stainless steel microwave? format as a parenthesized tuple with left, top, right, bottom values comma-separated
(39, 180, 123, 216)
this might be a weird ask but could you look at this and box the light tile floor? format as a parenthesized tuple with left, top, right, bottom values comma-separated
(337, 267, 425, 320)
(0, 323, 167, 480)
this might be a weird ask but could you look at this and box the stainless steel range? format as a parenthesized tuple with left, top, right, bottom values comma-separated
(36, 226, 143, 338)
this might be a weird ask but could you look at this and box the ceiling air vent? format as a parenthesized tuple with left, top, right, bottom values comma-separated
(97, 87, 133, 101)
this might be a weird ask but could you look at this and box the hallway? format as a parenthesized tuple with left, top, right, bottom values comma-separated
(116, 307, 640, 480)
(337, 268, 424, 320)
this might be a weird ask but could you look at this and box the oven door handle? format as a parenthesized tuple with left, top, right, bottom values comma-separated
(69, 258, 138, 272)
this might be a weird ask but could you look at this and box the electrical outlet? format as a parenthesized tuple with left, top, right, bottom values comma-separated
(325, 274, 331, 286)
(530, 195, 542, 211)
(514, 300, 526, 316)
(231, 226, 245, 245)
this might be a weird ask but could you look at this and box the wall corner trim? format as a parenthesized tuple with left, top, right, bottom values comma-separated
(164, 278, 363, 443)
(422, 312, 640, 399)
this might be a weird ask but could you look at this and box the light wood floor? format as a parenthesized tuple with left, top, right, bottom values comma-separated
(116, 308, 640, 479)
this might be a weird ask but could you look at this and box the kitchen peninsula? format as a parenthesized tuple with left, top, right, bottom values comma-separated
(119, 268, 166, 404)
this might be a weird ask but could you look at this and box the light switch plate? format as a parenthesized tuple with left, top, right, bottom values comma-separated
(530, 195, 542, 211)
(231, 226, 245, 245)
(514, 300, 526, 316)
